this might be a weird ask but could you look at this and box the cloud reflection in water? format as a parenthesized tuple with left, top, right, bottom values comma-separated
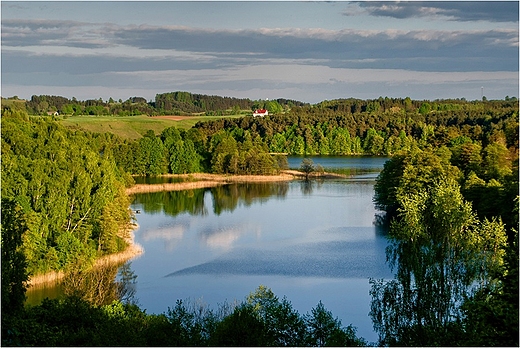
(140, 221, 187, 251)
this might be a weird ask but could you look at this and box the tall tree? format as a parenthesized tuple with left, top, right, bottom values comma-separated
(370, 178, 507, 346)
(1, 199, 29, 316)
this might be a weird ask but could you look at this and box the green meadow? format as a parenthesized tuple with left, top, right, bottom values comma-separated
(59, 114, 243, 140)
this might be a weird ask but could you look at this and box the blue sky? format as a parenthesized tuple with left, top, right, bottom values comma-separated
(2, 1, 518, 103)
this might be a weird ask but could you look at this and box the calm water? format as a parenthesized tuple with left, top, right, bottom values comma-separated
(128, 156, 391, 343)
(26, 156, 390, 343)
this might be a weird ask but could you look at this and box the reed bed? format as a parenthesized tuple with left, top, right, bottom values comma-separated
(27, 271, 66, 288)
(126, 172, 298, 194)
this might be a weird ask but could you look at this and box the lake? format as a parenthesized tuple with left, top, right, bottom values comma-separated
(128, 156, 391, 343)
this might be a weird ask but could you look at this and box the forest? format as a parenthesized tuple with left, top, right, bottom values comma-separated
(3, 92, 303, 117)
(1, 94, 518, 346)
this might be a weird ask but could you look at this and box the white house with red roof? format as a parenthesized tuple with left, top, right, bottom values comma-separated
(253, 109, 268, 117)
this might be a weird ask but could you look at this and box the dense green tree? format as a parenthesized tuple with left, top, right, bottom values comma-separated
(1, 114, 133, 276)
(167, 138, 202, 174)
(210, 304, 271, 346)
(306, 301, 357, 347)
(211, 133, 239, 174)
(363, 128, 385, 155)
(300, 158, 315, 179)
(1, 199, 29, 316)
(450, 141, 483, 176)
(482, 142, 512, 180)
(270, 133, 287, 153)
(247, 286, 308, 346)
(370, 178, 508, 346)
(374, 148, 461, 218)
(291, 135, 306, 155)
(461, 230, 518, 346)
(134, 131, 167, 175)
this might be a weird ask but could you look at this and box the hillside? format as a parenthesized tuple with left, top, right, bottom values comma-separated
(1, 92, 307, 117)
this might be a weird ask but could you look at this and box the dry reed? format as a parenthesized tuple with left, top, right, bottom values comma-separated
(126, 172, 298, 195)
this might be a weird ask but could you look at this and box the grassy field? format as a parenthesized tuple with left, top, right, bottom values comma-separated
(59, 114, 244, 140)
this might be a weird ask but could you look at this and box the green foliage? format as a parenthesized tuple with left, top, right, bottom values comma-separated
(247, 285, 308, 346)
(371, 181, 508, 345)
(461, 230, 519, 346)
(1, 199, 29, 316)
(134, 132, 167, 175)
(371, 147, 515, 346)
(450, 141, 483, 175)
(243, 286, 366, 347)
(9, 94, 520, 159)
(23, 94, 153, 116)
(2, 93, 518, 346)
(155, 91, 255, 115)
(56, 232, 94, 270)
(208, 131, 278, 175)
(306, 301, 366, 347)
(211, 304, 271, 346)
(300, 158, 316, 179)
(363, 128, 385, 155)
(192, 97, 517, 158)
(482, 142, 512, 180)
(3, 285, 367, 346)
(1, 115, 132, 275)
(418, 102, 431, 115)
(374, 148, 461, 217)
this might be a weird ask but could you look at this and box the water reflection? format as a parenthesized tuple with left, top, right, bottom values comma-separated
(26, 261, 138, 308)
(140, 222, 187, 251)
(300, 179, 314, 195)
(287, 156, 388, 176)
(26, 282, 64, 307)
(210, 183, 290, 215)
(61, 261, 138, 306)
(132, 189, 207, 216)
(129, 174, 391, 342)
(200, 228, 239, 250)
(132, 182, 290, 218)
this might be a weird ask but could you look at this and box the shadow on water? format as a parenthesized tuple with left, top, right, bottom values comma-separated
(165, 236, 393, 280)
(373, 212, 390, 237)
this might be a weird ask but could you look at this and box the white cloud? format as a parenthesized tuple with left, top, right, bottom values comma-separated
(111, 64, 518, 86)
(1, 3, 517, 102)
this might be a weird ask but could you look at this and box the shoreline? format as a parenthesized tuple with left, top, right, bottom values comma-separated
(28, 170, 345, 288)
(27, 223, 143, 288)
(126, 170, 347, 194)
(126, 172, 296, 194)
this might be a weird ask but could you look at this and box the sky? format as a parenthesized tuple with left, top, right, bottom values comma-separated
(1, 1, 519, 104)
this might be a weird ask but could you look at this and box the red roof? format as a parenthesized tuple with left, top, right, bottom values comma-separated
(254, 109, 267, 113)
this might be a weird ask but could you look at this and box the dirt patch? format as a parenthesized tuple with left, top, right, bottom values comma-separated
(151, 115, 194, 121)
